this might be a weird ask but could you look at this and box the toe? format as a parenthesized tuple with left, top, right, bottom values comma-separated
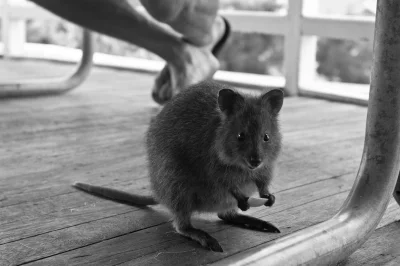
(205, 237, 224, 252)
(152, 66, 173, 104)
(152, 80, 173, 104)
(154, 65, 170, 87)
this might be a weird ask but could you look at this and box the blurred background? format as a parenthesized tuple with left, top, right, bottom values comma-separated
(0, 0, 376, 85)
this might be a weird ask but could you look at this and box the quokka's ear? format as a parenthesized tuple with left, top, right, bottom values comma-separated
(218, 89, 244, 115)
(261, 89, 284, 115)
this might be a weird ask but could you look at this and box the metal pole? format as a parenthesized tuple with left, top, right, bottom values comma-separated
(213, 0, 400, 265)
(0, 29, 93, 98)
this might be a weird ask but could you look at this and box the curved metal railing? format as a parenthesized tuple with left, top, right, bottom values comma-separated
(0, 29, 93, 98)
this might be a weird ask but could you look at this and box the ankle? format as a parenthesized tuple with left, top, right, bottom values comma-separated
(183, 32, 214, 47)
(180, 43, 219, 70)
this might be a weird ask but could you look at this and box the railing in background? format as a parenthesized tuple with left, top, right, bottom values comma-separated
(0, 0, 374, 104)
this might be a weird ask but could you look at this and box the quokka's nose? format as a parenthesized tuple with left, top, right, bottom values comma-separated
(249, 157, 262, 168)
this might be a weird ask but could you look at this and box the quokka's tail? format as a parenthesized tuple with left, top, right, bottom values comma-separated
(72, 182, 158, 206)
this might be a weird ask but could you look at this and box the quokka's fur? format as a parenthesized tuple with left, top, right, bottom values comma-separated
(73, 81, 284, 252)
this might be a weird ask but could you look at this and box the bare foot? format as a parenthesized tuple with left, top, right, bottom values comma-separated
(152, 16, 226, 104)
(152, 44, 219, 104)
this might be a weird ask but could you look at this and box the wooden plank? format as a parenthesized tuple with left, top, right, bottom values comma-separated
(128, 206, 400, 266)
(0, 132, 363, 209)
(0, 189, 151, 245)
(283, 121, 366, 148)
(0, 108, 366, 205)
(0, 205, 170, 266)
(300, 81, 370, 106)
(0, 112, 364, 161)
(0, 123, 366, 212)
(0, 154, 352, 244)
(0, 153, 361, 250)
(0, 165, 151, 227)
(0, 98, 365, 167)
(0, 139, 148, 185)
(280, 102, 366, 133)
(17, 185, 400, 266)
(2, 167, 396, 265)
(0, 121, 363, 179)
(0, 171, 355, 265)
(383, 259, 400, 266)
(0, 64, 366, 185)
(0, 154, 148, 208)
(0, 98, 364, 136)
(342, 221, 400, 266)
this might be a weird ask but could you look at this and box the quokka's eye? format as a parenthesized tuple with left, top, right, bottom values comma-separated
(237, 132, 245, 141)
(264, 133, 270, 142)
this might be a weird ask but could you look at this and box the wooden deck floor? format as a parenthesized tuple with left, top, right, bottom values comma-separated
(1, 59, 399, 266)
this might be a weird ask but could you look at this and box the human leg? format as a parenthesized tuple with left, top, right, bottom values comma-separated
(140, 0, 222, 47)
(31, 0, 223, 103)
(141, 0, 228, 103)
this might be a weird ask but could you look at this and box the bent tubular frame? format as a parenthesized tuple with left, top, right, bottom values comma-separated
(0, 29, 93, 98)
(213, 1, 400, 265)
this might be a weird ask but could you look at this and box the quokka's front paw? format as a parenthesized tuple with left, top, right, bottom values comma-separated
(260, 193, 275, 207)
(237, 197, 250, 211)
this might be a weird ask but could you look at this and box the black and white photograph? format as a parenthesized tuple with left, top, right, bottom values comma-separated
(1, 0, 400, 265)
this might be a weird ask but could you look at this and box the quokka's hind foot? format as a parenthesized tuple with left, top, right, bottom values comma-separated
(173, 213, 223, 252)
(218, 210, 280, 233)
(176, 226, 223, 252)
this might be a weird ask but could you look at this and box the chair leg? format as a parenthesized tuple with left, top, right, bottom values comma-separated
(0, 28, 93, 98)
